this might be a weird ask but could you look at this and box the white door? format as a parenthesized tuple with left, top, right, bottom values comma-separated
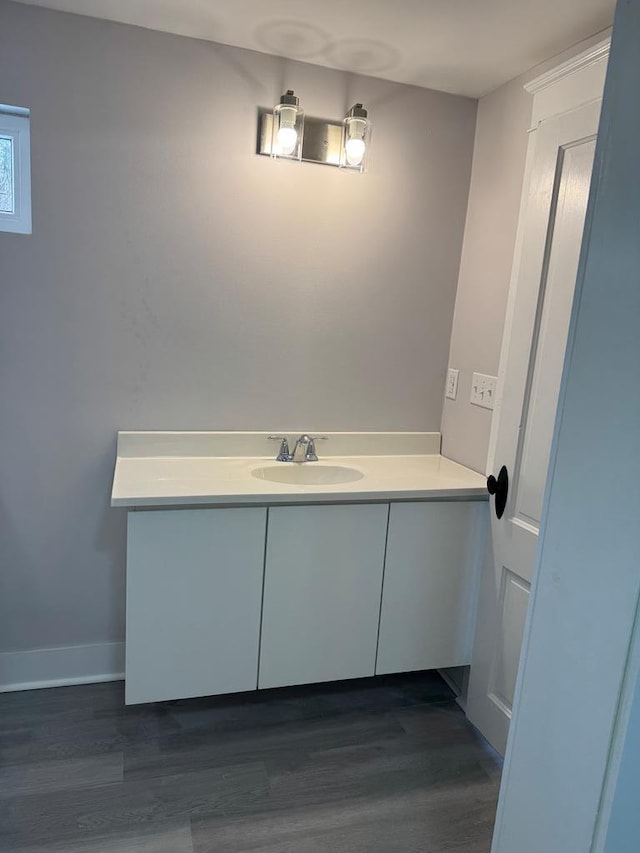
(466, 100, 601, 754)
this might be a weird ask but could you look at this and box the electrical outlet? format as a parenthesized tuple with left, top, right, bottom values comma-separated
(445, 368, 459, 400)
(470, 372, 497, 410)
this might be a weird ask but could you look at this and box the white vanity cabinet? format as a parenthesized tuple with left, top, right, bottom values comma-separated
(125, 507, 267, 704)
(123, 498, 486, 704)
(258, 504, 388, 689)
(376, 502, 486, 675)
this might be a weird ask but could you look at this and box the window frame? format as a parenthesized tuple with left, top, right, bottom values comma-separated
(0, 109, 32, 235)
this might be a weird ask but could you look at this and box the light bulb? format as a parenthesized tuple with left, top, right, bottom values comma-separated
(277, 125, 298, 156)
(345, 137, 366, 166)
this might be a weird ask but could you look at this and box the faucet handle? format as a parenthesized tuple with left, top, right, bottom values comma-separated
(267, 435, 291, 462)
(306, 435, 328, 462)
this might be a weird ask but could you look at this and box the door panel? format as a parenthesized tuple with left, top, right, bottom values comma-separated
(489, 569, 530, 714)
(515, 139, 597, 527)
(467, 101, 600, 754)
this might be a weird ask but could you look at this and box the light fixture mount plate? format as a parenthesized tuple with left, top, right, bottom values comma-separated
(258, 111, 343, 167)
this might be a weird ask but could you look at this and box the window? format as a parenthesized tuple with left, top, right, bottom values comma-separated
(0, 107, 31, 234)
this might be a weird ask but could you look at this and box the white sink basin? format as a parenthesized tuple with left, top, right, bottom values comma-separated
(252, 464, 364, 486)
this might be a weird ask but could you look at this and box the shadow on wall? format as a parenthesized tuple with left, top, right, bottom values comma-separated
(255, 19, 401, 75)
(199, 16, 407, 115)
(202, 19, 415, 141)
(197, 20, 404, 121)
(256, 20, 403, 115)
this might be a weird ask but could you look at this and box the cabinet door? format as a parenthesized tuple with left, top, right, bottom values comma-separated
(376, 501, 485, 675)
(126, 508, 266, 704)
(259, 504, 388, 689)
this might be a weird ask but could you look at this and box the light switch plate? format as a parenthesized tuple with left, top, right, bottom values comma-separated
(445, 368, 459, 400)
(470, 372, 497, 410)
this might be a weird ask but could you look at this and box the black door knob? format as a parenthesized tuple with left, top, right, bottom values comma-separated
(487, 465, 509, 519)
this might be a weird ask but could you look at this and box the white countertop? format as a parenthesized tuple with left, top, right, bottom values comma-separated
(111, 431, 488, 508)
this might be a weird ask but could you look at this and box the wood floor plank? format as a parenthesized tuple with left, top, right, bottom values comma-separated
(0, 753, 124, 798)
(0, 762, 268, 849)
(9, 823, 194, 853)
(395, 703, 492, 745)
(93, 704, 182, 740)
(0, 729, 34, 765)
(266, 738, 493, 812)
(191, 780, 499, 853)
(1, 717, 128, 765)
(0, 682, 122, 729)
(125, 709, 405, 781)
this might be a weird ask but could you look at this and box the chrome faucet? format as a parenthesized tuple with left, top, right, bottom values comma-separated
(291, 434, 328, 462)
(291, 434, 312, 463)
(268, 434, 327, 462)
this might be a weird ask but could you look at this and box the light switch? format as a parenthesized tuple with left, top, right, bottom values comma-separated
(445, 368, 459, 400)
(470, 372, 497, 410)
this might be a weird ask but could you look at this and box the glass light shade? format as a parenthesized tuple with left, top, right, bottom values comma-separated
(271, 91, 304, 161)
(340, 104, 371, 173)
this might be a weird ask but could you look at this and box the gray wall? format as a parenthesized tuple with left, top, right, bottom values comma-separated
(0, 1, 476, 656)
(441, 30, 610, 474)
(440, 76, 532, 472)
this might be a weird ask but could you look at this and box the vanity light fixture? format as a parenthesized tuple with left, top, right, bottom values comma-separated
(271, 90, 304, 160)
(258, 95, 371, 173)
(341, 103, 371, 173)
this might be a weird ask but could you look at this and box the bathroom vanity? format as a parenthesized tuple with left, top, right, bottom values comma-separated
(111, 431, 487, 704)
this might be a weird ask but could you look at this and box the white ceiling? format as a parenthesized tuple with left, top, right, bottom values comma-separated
(12, 0, 615, 97)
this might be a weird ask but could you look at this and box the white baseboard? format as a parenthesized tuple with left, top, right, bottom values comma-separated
(438, 666, 470, 711)
(0, 642, 125, 692)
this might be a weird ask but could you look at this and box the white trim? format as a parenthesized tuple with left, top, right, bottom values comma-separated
(0, 642, 125, 692)
(526, 38, 609, 128)
(439, 666, 471, 712)
(0, 109, 32, 235)
(524, 38, 611, 94)
(438, 667, 463, 697)
(486, 126, 539, 476)
(0, 103, 30, 118)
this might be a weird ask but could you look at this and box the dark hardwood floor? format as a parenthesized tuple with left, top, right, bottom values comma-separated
(0, 672, 501, 852)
